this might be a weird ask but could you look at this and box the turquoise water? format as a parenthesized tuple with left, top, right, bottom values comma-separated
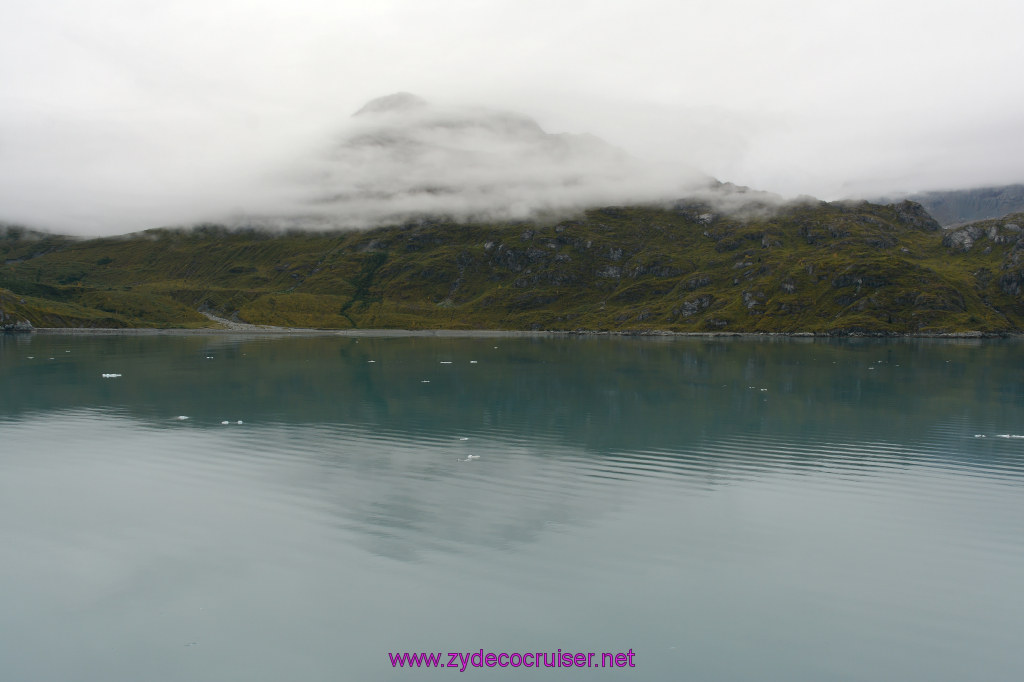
(2, 333, 1023, 681)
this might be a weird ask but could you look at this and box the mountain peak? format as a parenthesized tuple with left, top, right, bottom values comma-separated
(353, 92, 429, 117)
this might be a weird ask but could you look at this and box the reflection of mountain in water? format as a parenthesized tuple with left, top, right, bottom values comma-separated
(4, 334, 1024, 560)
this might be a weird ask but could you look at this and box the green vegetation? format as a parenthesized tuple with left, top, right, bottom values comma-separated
(2, 201, 1023, 333)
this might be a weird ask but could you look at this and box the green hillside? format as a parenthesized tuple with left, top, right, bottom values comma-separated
(2, 200, 1023, 334)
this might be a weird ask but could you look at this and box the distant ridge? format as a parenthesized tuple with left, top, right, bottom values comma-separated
(882, 184, 1024, 227)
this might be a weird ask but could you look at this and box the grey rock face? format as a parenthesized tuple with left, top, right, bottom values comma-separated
(674, 294, 714, 318)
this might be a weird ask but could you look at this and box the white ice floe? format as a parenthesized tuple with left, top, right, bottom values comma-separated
(101, 373, 122, 378)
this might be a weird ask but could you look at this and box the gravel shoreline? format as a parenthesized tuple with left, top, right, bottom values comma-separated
(27, 328, 1022, 339)
(7, 309, 1012, 339)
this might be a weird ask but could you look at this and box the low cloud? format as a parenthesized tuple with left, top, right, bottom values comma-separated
(0, 92, 713, 235)
(232, 93, 709, 230)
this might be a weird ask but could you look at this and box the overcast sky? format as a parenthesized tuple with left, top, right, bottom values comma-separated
(3, 0, 1023, 234)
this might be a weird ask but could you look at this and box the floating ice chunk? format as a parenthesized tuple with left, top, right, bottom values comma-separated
(101, 373, 122, 378)
(175, 416, 189, 421)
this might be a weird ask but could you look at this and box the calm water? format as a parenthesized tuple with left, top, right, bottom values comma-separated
(2, 333, 1023, 681)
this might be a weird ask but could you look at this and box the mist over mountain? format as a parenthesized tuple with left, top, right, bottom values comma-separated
(243, 93, 710, 229)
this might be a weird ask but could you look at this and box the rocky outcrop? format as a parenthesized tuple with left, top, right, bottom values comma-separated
(892, 200, 941, 232)
(943, 218, 1024, 252)
(0, 319, 33, 332)
(942, 225, 985, 251)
